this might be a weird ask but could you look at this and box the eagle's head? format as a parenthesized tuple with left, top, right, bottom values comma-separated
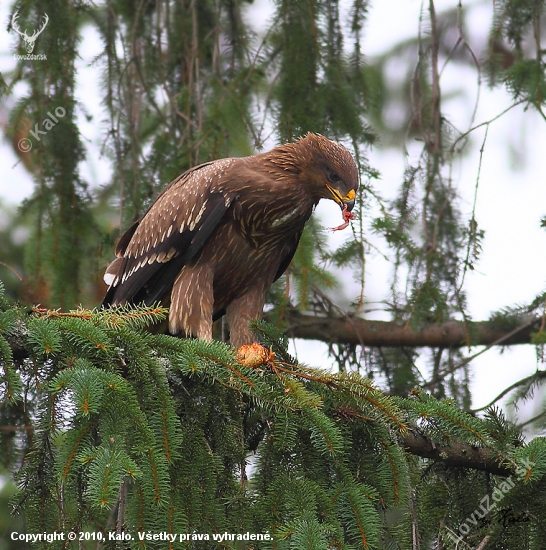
(295, 133, 359, 213)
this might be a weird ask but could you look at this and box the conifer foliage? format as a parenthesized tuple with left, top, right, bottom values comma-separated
(0, 283, 398, 548)
(0, 282, 536, 549)
(2, 282, 546, 549)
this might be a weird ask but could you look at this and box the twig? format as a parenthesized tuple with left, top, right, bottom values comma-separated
(470, 371, 546, 414)
(0, 261, 23, 281)
(425, 317, 539, 389)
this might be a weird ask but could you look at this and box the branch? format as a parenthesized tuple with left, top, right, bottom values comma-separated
(274, 310, 539, 348)
(3, 321, 518, 477)
(401, 430, 511, 476)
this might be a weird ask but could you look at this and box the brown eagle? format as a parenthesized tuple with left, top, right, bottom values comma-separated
(102, 133, 358, 347)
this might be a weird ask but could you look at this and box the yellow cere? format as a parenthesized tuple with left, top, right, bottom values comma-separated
(342, 189, 356, 201)
(326, 184, 355, 204)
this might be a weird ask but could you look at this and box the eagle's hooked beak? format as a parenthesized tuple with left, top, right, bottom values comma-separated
(326, 185, 356, 212)
(342, 191, 356, 213)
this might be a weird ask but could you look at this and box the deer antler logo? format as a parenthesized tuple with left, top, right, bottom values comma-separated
(11, 11, 49, 54)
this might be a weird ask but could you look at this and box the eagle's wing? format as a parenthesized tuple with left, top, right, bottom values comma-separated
(102, 159, 236, 307)
(273, 228, 304, 283)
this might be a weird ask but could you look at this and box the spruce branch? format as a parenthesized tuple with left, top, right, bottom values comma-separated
(274, 309, 540, 348)
(401, 429, 511, 477)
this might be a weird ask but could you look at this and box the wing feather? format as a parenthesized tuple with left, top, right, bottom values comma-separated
(273, 229, 303, 283)
(102, 159, 236, 307)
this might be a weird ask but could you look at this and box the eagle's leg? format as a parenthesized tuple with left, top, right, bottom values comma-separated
(226, 285, 266, 348)
(169, 264, 214, 340)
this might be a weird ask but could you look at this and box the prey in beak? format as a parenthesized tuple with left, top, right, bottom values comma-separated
(326, 185, 357, 231)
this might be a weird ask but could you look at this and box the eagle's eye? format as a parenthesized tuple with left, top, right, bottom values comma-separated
(327, 170, 341, 184)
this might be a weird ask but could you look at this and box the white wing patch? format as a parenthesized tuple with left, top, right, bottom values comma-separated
(188, 199, 208, 231)
(104, 272, 116, 286)
(271, 206, 302, 228)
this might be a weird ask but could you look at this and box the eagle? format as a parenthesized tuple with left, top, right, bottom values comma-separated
(102, 133, 358, 348)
